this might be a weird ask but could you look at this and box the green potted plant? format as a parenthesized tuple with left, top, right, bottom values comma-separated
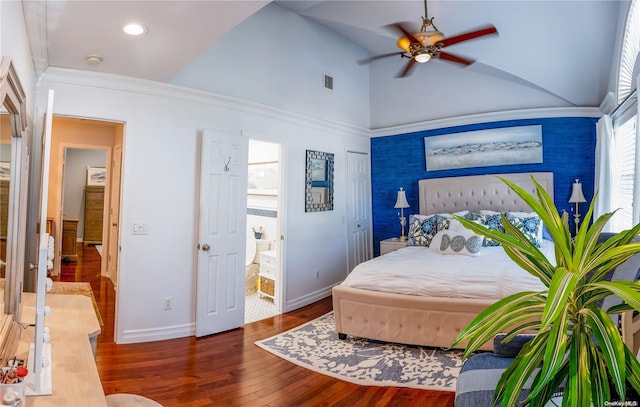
(451, 176, 640, 406)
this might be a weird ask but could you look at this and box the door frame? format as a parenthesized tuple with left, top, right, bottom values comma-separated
(243, 131, 286, 315)
(56, 143, 112, 275)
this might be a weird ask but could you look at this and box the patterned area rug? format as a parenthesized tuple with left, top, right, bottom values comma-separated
(255, 312, 464, 391)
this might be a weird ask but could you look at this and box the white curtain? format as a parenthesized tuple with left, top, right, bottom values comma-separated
(594, 114, 616, 231)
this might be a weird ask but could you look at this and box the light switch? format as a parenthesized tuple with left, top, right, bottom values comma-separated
(132, 221, 149, 235)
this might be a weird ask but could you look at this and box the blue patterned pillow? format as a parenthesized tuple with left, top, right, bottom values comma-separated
(478, 213, 505, 247)
(506, 213, 542, 247)
(430, 230, 483, 256)
(407, 214, 450, 247)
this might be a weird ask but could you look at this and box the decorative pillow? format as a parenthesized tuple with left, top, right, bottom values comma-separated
(477, 213, 505, 247)
(430, 230, 483, 256)
(406, 214, 449, 247)
(507, 211, 544, 243)
(505, 212, 542, 247)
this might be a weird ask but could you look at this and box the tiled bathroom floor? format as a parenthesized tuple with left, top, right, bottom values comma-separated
(245, 292, 278, 323)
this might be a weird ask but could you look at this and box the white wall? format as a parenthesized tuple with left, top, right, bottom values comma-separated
(0, 0, 36, 115)
(36, 69, 369, 343)
(170, 2, 371, 129)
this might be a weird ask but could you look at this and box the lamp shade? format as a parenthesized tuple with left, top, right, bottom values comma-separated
(568, 179, 586, 203)
(394, 188, 410, 209)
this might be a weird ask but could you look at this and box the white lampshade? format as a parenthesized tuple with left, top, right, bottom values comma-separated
(568, 179, 586, 203)
(394, 188, 410, 209)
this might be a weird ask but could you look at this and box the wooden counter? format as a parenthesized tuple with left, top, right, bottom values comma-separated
(19, 292, 107, 406)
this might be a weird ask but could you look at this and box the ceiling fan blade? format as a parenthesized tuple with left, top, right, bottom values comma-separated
(357, 52, 404, 65)
(396, 59, 417, 78)
(439, 51, 474, 66)
(387, 22, 421, 45)
(439, 25, 498, 48)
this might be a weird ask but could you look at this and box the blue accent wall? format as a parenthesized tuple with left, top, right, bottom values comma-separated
(371, 117, 598, 256)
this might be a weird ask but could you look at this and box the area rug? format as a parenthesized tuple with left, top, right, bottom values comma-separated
(255, 312, 464, 391)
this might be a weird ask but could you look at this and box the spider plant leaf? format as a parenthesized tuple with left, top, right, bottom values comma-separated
(528, 361, 569, 407)
(625, 345, 640, 394)
(501, 336, 548, 406)
(530, 310, 568, 397)
(462, 303, 546, 356)
(583, 306, 626, 397)
(590, 281, 640, 314)
(589, 338, 611, 407)
(540, 267, 576, 330)
(498, 176, 573, 259)
(501, 244, 553, 286)
(451, 291, 544, 351)
(566, 332, 593, 406)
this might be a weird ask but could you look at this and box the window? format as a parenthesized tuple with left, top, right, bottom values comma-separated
(610, 0, 640, 231)
(612, 109, 637, 230)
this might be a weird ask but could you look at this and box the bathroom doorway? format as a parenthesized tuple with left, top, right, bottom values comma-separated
(244, 139, 282, 323)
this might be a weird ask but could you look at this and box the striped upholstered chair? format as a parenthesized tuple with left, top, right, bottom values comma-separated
(455, 233, 640, 407)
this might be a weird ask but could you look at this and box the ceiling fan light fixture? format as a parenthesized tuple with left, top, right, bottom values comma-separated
(414, 52, 431, 63)
(396, 36, 411, 52)
(415, 30, 445, 46)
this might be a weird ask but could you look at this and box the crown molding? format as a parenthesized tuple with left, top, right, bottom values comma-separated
(370, 107, 603, 137)
(22, 0, 48, 77)
(40, 68, 370, 139)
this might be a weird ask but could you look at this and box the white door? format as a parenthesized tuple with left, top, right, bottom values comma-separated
(346, 151, 372, 272)
(196, 129, 248, 337)
(106, 143, 122, 286)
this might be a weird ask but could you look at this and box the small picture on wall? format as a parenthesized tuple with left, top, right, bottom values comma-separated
(87, 166, 106, 186)
(0, 162, 9, 181)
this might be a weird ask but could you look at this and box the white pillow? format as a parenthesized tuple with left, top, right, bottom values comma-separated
(429, 230, 483, 257)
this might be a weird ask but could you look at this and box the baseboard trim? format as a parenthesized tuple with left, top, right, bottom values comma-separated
(118, 323, 194, 344)
(284, 285, 335, 313)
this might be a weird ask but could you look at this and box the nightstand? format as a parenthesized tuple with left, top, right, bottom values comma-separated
(380, 238, 407, 255)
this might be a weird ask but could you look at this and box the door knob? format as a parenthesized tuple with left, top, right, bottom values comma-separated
(112, 223, 118, 227)
(201, 243, 211, 251)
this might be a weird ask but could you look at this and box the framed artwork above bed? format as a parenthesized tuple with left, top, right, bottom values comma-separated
(424, 125, 543, 171)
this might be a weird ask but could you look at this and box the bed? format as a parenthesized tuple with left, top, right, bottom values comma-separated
(332, 172, 554, 351)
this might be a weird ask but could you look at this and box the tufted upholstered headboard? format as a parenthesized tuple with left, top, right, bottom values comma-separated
(419, 172, 554, 215)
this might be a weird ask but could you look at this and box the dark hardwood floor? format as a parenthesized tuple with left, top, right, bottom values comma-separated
(57, 243, 455, 407)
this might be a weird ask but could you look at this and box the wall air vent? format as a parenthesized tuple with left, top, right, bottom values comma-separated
(323, 74, 334, 91)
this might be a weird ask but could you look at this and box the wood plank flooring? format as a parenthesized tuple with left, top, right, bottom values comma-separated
(56, 244, 455, 407)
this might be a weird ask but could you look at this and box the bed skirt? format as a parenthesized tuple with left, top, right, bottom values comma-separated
(332, 285, 496, 351)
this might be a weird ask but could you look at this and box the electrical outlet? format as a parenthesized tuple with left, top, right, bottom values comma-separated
(163, 297, 172, 310)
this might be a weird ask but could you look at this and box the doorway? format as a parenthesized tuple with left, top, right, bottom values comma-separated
(245, 139, 282, 323)
(46, 116, 124, 338)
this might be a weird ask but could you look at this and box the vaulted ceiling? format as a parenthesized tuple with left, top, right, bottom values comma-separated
(25, 1, 627, 125)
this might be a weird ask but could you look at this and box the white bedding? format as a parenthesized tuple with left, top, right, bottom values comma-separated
(342, 241, 554, 299)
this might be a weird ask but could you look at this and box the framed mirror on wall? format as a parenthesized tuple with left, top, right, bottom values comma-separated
(305, 149, 334, 212)
(0, 57, 30, 366)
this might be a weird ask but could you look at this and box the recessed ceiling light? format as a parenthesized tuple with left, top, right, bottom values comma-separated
(123, 23, 147, 36)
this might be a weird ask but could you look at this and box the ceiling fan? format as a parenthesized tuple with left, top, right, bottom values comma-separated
(361, 0, 498, 77)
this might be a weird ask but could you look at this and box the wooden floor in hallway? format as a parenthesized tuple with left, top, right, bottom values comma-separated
(54, 243, 455, 407)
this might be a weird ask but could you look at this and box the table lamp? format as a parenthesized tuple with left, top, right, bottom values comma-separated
(394, 188, 410, 241)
